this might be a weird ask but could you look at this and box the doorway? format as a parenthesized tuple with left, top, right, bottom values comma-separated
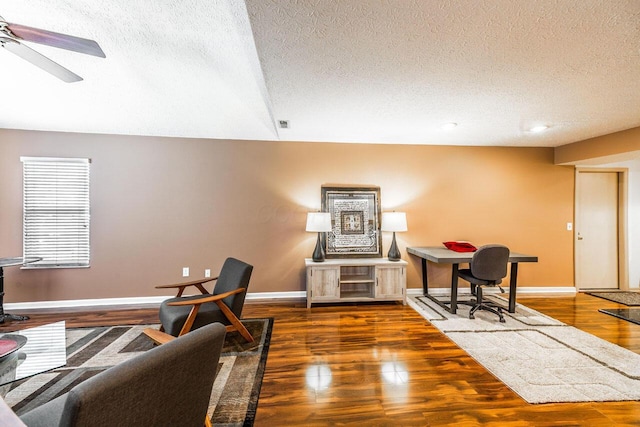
(574, 168, 628, 290)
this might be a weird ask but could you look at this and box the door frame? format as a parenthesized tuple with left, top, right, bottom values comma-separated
(574, 167, 629, 291)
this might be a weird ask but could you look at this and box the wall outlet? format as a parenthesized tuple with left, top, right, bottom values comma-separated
(182, 267, 189, 277)
(567, 222, 573, 231)
(205, 269, 211, 278)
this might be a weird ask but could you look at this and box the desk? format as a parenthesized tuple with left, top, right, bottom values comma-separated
(407, 246, 538, 314)
(0, 257, 41, 323)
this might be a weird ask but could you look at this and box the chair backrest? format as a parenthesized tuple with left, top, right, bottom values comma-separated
(470, 244, 510, 281)
(59, 323, 226, 427)
(213, 257, 253, 317)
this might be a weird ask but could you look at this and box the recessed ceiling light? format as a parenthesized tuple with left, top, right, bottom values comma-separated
(441, 122, 458, 130)
(529, 125, 549, 133)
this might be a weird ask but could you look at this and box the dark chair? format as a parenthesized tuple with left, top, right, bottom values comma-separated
(145, 257, 254, 344)
(17, 323, 226, 427)
(457, 244, 510, 322)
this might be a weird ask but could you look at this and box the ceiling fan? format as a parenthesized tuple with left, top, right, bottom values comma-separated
(0, 15, 105, 83)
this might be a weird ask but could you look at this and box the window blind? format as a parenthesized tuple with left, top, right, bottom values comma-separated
(21, 157, 91, 268)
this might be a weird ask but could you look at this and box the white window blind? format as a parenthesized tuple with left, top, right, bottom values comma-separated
(21, 157, 91, 268)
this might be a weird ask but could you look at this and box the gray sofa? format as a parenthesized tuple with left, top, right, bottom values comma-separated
(15, 322, 226, 427)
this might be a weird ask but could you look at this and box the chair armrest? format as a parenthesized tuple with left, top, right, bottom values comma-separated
(143, 328, 176, 345)
(167, 288, 245, 306)
(155, 277, 218, 296)
(164, 287, 252, 342)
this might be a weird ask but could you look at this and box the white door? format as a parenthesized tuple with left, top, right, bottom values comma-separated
(575, 171, 619, 289)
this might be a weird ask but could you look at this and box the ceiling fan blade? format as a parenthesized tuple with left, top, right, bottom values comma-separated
(1, 37, 82, 82)
(1, 22, 105, 58)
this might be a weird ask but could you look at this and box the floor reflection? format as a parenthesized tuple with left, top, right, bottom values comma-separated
(305, 363, 332, 391)
(381, 361, 409, 385)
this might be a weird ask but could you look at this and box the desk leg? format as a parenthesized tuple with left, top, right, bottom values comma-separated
(421, 259, 429, 295)
(450, 263, 459, 314)
(0, 266, 5, 323)
(509, 263, 518, 313)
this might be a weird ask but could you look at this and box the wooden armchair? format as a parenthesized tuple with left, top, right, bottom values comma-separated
(144, 258, 254, 344)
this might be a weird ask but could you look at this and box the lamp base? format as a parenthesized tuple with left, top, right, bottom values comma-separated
(312, 233, 325, 262)
(387, 232, 401, 261)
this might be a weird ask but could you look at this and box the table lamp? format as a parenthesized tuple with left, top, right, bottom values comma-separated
(381, 212, 407, 261)
(306, 212, 332, 262)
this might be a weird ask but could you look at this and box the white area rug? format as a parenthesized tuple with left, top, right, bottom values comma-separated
(408, 294, 640, 404)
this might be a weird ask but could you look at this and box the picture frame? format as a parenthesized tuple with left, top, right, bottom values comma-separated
(321, 185, 382, 258)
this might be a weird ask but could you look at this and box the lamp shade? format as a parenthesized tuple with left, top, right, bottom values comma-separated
(306, 212, 332, 232)
(381, 212, 407, 232)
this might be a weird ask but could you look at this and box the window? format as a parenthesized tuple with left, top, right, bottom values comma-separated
(21, 157, 91, 268)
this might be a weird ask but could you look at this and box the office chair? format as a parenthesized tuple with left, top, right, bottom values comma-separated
(457, 244, 510, 322)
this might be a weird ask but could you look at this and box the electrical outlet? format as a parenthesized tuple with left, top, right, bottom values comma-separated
(182, 267, 189, 277)
(205, 269, 211, 278)
(567, 222, 573, 231)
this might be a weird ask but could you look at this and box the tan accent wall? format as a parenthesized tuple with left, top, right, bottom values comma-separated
(0, 129, 574, 303)
(555, 126, 640, 165)
(554, 127, 640, 290)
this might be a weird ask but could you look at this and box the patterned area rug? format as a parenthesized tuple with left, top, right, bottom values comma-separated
(3, 318, 272, 426)
(408, 295, 640, 404)
(586, 291, 640, 306)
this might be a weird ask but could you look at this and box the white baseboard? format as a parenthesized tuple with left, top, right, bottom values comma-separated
(407, 287, 576, 296)
(4, 296, 170, 310)
(515, 286, 577, 295)
(4, 291, 308, 310)
(4, 287, 575, 311)
(246, 291, 306, 301)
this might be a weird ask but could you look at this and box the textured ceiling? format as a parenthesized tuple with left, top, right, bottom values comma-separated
(1, 0, 639, 147)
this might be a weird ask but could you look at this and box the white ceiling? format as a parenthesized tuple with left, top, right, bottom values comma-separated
(1, 0, 639, 147)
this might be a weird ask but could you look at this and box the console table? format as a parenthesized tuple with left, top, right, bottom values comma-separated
(306, 258, 407, 308)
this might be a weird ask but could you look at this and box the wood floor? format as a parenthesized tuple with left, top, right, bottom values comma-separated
(1, 293, 639, 426)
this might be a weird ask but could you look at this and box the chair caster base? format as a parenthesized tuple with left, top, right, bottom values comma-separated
(469, 303, 505, 323)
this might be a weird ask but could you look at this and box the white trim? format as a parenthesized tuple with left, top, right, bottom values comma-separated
(245, 291, 306, 300)
(515, 287, 577, 295)
(5, 296, 170, 310)
(20, 156, 90, 164)
(4, 288, 575, 311)
(407, 287, 577, 296)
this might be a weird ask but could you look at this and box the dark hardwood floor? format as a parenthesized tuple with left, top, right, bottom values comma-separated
(1, 293, 639, 426)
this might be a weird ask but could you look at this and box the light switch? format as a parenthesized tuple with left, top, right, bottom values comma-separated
(567, 222, 573, 231)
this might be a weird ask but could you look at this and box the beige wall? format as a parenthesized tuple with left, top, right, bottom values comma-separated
(0, 129, 574, 303)
(555, 126, 640, 165)
(552, 127, 640, 289)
